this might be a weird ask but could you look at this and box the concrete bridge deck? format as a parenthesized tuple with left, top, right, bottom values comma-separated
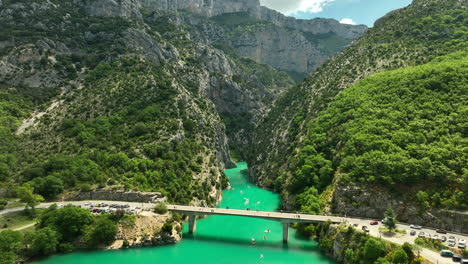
(168, 205, 343, 242)
(168, 205, 343, 224)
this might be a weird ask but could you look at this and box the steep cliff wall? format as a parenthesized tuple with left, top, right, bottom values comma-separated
(84, 0, 367, 76)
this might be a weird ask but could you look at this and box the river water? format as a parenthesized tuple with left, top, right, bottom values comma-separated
(34, 162, 336, 264)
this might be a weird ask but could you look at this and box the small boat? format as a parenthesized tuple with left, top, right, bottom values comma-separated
(251, 238, 256, 245)
(264, 229, 271, 233)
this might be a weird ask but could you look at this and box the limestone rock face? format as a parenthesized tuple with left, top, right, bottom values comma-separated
(85, 0, 143, 19)
(66, 190, 167, 203)
(332, 184, 468, 233)
(84, 0, 367, 75)
(228, 25, 329, 74)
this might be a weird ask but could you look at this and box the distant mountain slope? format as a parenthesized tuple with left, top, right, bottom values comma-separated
(250, 0, 468, 217)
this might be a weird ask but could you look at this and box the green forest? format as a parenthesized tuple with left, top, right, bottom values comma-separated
(289, 52, 467, 213)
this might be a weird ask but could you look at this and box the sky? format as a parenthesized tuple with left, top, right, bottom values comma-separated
(259, 0, 412, 27)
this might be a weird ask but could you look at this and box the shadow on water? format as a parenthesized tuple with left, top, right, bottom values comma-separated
(183, 232, 319, 252)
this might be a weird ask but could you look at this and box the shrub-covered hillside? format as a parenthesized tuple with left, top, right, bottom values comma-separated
(291, 52, 467, 213)
(0, 0, 294, 205)
(250, 0, 468, 213)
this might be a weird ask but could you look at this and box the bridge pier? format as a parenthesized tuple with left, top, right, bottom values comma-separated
(189, 214, 197, 234)
(283, 222, 289, 243)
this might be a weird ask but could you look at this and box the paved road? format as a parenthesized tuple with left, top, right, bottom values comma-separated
(169, 205, 343, 223)
(345, 218, 466, 264)
(13, 222, 36, 231)
(2, 201, 467, 264)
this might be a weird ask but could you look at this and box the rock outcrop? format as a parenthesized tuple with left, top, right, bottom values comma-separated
(65, 190, 167, 203)
(84, 0, 367, 76)
(108, 211, 182, 249)
(332, 184, 468, 233)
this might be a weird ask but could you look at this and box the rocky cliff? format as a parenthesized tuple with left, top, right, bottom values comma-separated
(332, 184, 468, 233)
(108, 211, 182, 249)
(84, 0, 367, 77)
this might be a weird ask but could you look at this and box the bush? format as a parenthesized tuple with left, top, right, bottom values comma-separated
(153, 203, 168, 214)
(161, 222, 173, 233)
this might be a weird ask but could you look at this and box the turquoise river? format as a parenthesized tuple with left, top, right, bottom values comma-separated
(34, 162, 337, 264)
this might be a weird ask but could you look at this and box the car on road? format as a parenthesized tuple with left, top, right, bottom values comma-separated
(440, 249, 454, 257)
(370, 221, 378, 225)
(436, 229, 447, 234)
(410, 230, 416, 236)
(448, 239, 456, 247)
(410, 225, 422, 229)
(418, 232, 425, 238)
(362, 226, 369, 232)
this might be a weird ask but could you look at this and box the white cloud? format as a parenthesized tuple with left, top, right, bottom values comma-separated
(339, 18, 356, 25)
(259, 0, 335, 15)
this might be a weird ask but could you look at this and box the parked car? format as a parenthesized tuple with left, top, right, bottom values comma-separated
(418, 232, 425, 238)
(441, 236, 447, 242)
(448, 239, 456, 247)
(459, 239, 466, 244)
(440, 249, 454, 257)
(410, 230, 416, 236)
(436, 229, 447, 234)
(449, 236, 455, 240)
(370, 221, 378, 225)
(362, 226, 370, 233)
(410, 224, 422, 230)
(452, 255, 461, 262)
(458, 242, 466, 249)
(425, 233, 431, 239)
(84, 202, 91, 206)
(460, 259, 468, 264)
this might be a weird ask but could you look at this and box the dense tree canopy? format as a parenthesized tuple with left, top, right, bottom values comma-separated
(291, 52, 468, 211)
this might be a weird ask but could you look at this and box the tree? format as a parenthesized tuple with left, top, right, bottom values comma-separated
(416, 191, 430, 211)
(402, 242, 415, 261)
(27, 227, 60, 256)
(33, 176, 64, 199)
(0, 230, 23, 253)
(0, 251, 16, 264)
(390, 249, 409, 264)
(153, 203, 168, 214)
(39, 206, 93, 242)
(16, 185, 44, 213)
(363, 238, 386, 263)
(384, 206, 397, 231)
(84, 217, 117, 247)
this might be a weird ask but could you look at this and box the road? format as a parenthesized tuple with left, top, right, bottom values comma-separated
(345, 218, 465, 264)
(2, 201, 466, 264)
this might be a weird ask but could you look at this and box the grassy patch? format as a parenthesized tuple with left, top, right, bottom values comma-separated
(379, 227, 407, 234)
(414, 237, 448, 252)
(0, 210, 42, 231)
(4, 199, 26, 209)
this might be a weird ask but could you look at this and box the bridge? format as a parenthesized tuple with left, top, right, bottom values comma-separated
(168, 205, 343, 242)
